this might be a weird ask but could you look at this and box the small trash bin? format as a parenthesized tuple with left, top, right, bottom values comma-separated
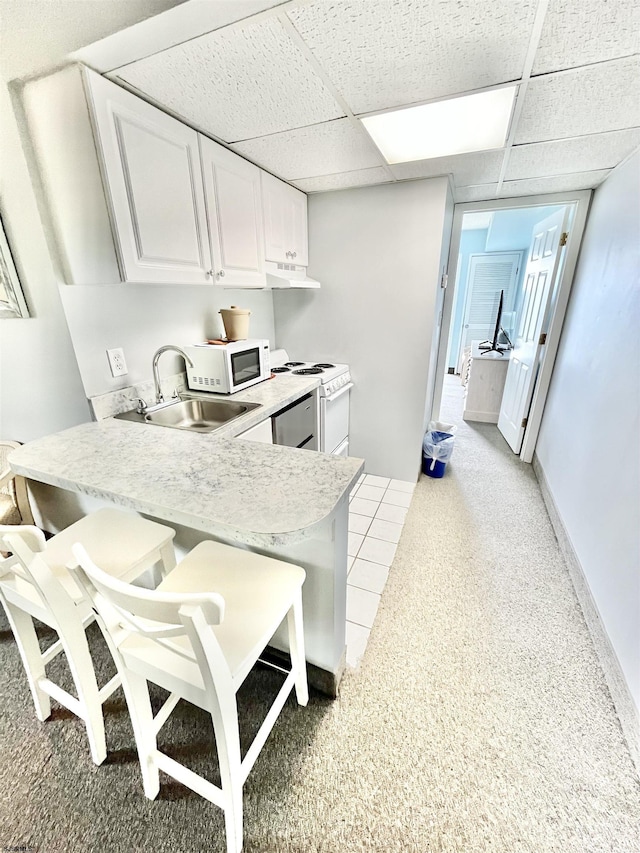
(422, 421, 456, 478)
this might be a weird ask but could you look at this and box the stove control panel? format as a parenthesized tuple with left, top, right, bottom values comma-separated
(323, 371, 352, 397)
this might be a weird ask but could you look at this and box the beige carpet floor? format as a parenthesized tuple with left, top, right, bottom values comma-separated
(1, 378, 639, 851)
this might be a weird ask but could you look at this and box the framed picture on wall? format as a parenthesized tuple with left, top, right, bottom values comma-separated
(0, 215, 30, 319)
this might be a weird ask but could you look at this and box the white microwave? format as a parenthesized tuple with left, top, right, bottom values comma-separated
(183, 340, 270, 394)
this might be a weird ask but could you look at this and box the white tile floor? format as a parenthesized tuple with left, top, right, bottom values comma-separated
(346, 473, 415, 667)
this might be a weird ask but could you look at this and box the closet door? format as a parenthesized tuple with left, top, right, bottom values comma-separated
(459, 251, 522, 360)
(199, 137, 266, 288)
(84, 70, 211, 284)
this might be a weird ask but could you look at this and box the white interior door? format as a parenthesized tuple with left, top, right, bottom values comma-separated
(498, 208, 569, 453)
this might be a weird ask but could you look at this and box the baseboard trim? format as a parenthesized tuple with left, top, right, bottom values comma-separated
(533, 454, 640, 775)
(462, 410, 499, 423)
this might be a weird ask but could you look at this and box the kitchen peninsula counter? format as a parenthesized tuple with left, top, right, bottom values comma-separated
(10, 419, 363, 694)
(10, 418, 362, 547)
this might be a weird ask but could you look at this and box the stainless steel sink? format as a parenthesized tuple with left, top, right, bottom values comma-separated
(115, 397, 261, 433)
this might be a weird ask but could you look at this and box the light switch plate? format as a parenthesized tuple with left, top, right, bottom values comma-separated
(107, 347, 128, 377)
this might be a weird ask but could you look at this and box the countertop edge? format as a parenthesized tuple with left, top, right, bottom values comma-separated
(10, 420, 364, 547)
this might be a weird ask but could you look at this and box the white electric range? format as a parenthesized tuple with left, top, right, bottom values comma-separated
(270, 349, 353, 456)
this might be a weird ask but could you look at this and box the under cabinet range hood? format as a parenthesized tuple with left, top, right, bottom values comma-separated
(265, 261, 320, 289)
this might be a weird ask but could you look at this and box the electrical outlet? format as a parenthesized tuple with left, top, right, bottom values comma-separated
(107, 347, 128, 377)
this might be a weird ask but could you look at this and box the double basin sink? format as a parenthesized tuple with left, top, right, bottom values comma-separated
(115, 397, 260, 433)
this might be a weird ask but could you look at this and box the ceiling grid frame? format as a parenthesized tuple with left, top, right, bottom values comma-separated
(277, 11, 396, 183)
(495, 0, 551, 196)
(103, 0, 315, 75)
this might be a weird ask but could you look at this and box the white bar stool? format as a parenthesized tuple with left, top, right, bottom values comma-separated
(72, 538, 308, 853)
(0, 507, 176, 765)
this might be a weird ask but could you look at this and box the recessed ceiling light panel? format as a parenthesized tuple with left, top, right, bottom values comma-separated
(360, 86, 517, 164)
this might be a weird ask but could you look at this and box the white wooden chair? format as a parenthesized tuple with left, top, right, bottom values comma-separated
(0, 508, 176, 765)
(71, 538, 308, 853)
(0, 440, 34, 526)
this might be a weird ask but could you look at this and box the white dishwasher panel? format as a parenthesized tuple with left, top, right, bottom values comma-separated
(236, 418, 273, 444)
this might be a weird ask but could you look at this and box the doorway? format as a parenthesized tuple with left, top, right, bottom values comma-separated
(430, 192, 591, 463)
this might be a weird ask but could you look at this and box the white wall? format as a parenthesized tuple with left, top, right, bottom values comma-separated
(0, 82, 89, 442)
(274, 177, 451, 482)
(59, 284, 275, 399)
(484, 205, 558, 252)
(535, 150, 640, 714)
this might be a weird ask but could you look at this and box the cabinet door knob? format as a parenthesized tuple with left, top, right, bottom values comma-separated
(206, 269, 214, 277)
(292, 251, 297, 259)
(217, 269, 225, 278)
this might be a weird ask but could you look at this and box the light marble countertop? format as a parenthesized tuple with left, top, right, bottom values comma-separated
(90, 371, 323, 434)
(10, 417, 363, 547)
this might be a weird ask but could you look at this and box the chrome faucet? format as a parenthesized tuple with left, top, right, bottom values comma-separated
(152, 345, 194, 405)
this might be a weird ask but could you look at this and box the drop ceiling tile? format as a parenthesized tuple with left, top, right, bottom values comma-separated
(288, 0, 537, 114)
(115, 17, 344, 142)
(498, 171, 611, 198)
(506, 129, 640, 181)
(232, 118, 382, 179)
(292, 167, 391, 192)
(389, 150, 504, 187)
(515, 57, 640, 144)
(532, 0, 640, 75)
(455, 184, 499, 203)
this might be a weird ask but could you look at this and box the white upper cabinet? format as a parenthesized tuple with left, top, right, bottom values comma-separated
(262, 172, 308, 266)
(84, 70, 212, 284)
(199, 137, 266, 288)
(24, 66, 310, 287)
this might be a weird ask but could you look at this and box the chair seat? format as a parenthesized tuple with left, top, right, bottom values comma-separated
(43, 508, 176, 600)
(119, 539, 305, 699)
(1, 508, 175, 618)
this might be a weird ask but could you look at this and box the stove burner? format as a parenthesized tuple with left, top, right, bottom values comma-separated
(271, 366, 290, 373)
(284, 361, 305, 367)
(313, 363, 335, 369)
(293, 367, 324, 375)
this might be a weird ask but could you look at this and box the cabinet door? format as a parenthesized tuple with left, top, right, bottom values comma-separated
(84, 70, 211, 284)
(288, 185, 308, 266)
(262, 171, 289, 264)
(262, 172, 309, 266)
(199, 138, 266, 288)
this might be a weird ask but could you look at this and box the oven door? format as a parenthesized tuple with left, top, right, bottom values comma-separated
(320, 383, 352, 454)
